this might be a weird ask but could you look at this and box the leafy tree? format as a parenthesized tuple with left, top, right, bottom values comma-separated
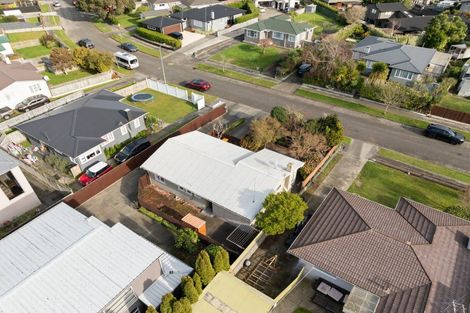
(332, 61, 363, 92)
(370, 62, 389, 81)
(356, 60, 366, 72)
(195, 250, 215, 286)
(50, 48, 75, 74)
(86, 50, 114, 73)
(160, 293, 176, 313)
(72, 47, 90, 68)
(290, 129, 328, 161)
(380, 81, 405, 114)
(341, 6, 366, 24)
(174, 227, 199, 253)
(314, 114, 344, 147)
(77, 0, 135, 21)
(429, 77, 457, 106)
(193, 272, 203, 294)
(172, 297, 191, 313)
(259, 38, 273, 55)
(146, 306, 159, 313)
(270, 106, 289, 124)
(422, 14, 467, 51)
(181, 276, 199, 303)
(255, 192, 308, 235)
(241, 116, 282, 151)
(206, 245, 230, 273)
(40, 34, 56, 48)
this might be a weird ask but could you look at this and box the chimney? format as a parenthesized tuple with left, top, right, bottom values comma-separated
(211, 11, 215, 20)
(365, 46, 370, 53)
(123, 108, 132, 121)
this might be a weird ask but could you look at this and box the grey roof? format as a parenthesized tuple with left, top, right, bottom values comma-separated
(140, 9, 171, 19)
(353, 36, 436, 73)
(373, 2, 408, 12)
(0, 149, 18, 175)
(393, 16, 433, 32)
(0, 62, 42, 90)
(288, 188, 470, 313)
(171, 5, 245, 22)
(244, 15, 313, 35)
(141, 16, 182, 28)
(180, 0, 219, 7)
(16, 90, 146, 158)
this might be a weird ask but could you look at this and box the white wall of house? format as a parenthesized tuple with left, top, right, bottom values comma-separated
(0, 166, 41, 224)
(0, 79, 51, 110)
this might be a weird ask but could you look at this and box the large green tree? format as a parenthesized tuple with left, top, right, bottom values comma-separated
(255, 192, 308, 235)
(422, 14, 467, 51)
(193, 273, 203, 294)
(181, 276, 199, 304)
(77, 0, 135, 21)
(160, 293, 176, 313)
(205, 245, 230, 273)
(195, 250, 215, 286)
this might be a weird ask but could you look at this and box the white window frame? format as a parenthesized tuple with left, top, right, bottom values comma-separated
(272, 31, 284, 40)
(246, 30, 258, 38)
(394, 69, 414, 80)
(134, 118, 141, 129)
(147, 25, 156, 31)
(120, 125, 128, 135)
(101, 132, 115, 145)
(287, 34, 296, 42)
(178, 185, 185, 192)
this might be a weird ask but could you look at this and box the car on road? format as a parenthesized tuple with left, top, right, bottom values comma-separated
(120, 42, 138, 52)
(16, 95, 49, 112)
(0, 107, 14, 120)
(297, 63, 312, 76)
(52, 0, 60, 7)
(168, 32, 183, 40)
(185, 79, 211, 91)
(424, 124, 465, 145)
(78, 38, 95, 49)
(79, 161, 112, 186)
(114, 137, 151, 163)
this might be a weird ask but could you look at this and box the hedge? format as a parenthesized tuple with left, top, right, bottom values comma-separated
(229, 0, 259, 24)
(135, 27, 181, 49)
(312, 0, 338, 13)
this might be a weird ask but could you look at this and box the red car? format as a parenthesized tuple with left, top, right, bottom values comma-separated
(185, 79, 211, 91)
(79, 161, 112, 186)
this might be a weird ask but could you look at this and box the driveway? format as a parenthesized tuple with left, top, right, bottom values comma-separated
(182, 31, 205, 47)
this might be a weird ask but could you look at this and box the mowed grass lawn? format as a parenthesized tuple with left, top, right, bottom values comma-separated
(7, 31, 46, 42)
(43, 69, 92, 85)
(348, 162, 464, 210)
(53, 30, 78, 48)
(16, 45, 51, 59)
(211, 43, 282, 71)
(294, 12, 341, 34)
(111, 34, 161, 58)
(116, 14, 140, 29)
(439, 94, 470, 113)
(124, 88, 196, 123)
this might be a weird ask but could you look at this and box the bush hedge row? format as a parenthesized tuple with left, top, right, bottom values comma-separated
(135, 27, 181, 49)
(229, 0, 259, 24)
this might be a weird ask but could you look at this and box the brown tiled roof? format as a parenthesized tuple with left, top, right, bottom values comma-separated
(0, 62, 42, 89)
(289, 188, 470, 313)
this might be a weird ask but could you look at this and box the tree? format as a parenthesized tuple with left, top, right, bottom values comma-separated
(40, 34, 56, 48)
(341, 6, 366, 24)
(241, 116, 282, 151)
(174, 227, 200, 253)
(255, 192, 308, 235)
(172, 297, 191, 313)
(290, 129, 328, 161)
(146, 306, 159, 313)
(380, 81, 405, 114)
(212, 120, 227, 139)
(77, 0, 135, 21)
(388, 18, 401, 37)
(50, 48, 75, 74)
(206, 245, 230, 273)
(181, 276, 199, 303)
(259, 38, 273, 55)
(370, 62, 389, 81)
(72, 47, 90, 68)
(85, 50, 114, 73)
(193, 272, 203, 294)
(160, 293, 176, 313)
(422, 14, 467, 51)
(356, 60, 366, 72)
(270, 106, 289, 124)
(314, 114, 344, 147)
(195, 250, 215, 286)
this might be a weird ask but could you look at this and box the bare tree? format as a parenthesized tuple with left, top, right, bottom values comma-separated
(380, 81, 405, 115)
(290, 128, 328, 161)
(341, 6, 366, 24)
(212, 120, 227, 139)
(50, 47, 75, 74)
(389, 18, 401, 37)
(259, 38, 273, 55)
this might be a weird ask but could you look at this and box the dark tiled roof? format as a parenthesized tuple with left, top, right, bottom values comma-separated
(141, 16, 182, 28)
(171, 5, 245, 22)
(374, 2, 408, 12)
(289, 188, 470, 313)
(394, 16, 433, 32)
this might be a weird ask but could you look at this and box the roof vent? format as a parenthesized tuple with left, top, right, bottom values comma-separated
(123, 108, 132, 121)
(365, 46, 371, 53)
(211, 11, 215, 20)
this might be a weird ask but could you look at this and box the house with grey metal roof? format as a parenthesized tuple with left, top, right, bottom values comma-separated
(15, 89, 147, 171)
(353, 36, 451, 84)
(0, 202, 192, 313)
(0, 148, 40, 225)
(244, 15, 314, 48)
(288, 188, 470, 313)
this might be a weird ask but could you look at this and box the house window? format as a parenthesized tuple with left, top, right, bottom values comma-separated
(147, 25, 157, 31)
(287, 35, 296, 42)
(246, 30, 258, 38)
(394, 69, 414, 80)
(120, 125, 128, 135)
(79, 148, 101, 163)
(134, 118, 141, 129)
(178, 185, 185, 192)
(101, 132, 115, 145)
(272, 31, 284, 40)
(365, 60, 375, 68)
(0, 171, 24, 200)
(28, 83, 41, 94)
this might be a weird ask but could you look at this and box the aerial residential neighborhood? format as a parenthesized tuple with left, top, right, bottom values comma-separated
(0, 0, 469, 311)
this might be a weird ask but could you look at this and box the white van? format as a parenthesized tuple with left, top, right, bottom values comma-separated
(114, 51, 139, 70)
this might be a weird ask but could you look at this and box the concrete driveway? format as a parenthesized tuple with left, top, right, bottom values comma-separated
(182, 31, 205, 47)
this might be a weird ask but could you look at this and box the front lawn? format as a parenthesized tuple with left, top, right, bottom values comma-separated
(211, 43, 282, 71)
(43, 69, 92, 85)
(116, 14, 140, 29)
(95, 21, 112, 33)
(439, 94, 470, 113)
(40, 3, 50, 12)
(348, 161, 464, 210)
(16, 45, 51, 59)
(53, 30, 78, 48)
(25, 16, 40, 23)
(7, 31, 46, 42)
(293, 12, 341, 34)
(123, 88, 196, 123)
(111, 34, 161, 58)
(196, 63, 277, 88)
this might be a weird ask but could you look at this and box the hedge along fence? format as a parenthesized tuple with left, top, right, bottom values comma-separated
(135, 27, 181, 49)
(228, 0, 259, 24)
(312, 0, 343, 21)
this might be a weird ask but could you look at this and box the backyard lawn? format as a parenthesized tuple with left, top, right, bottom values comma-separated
(53, 30, 78, 48)
(43, 69, 92, 85)
(439, 94, 470, 113)
(293, 12, 341, 34)
(16, 45, 51, 59)
(116, 14, 140, 29)
(211, 43, 282, 71)
(7, 31, 46, 42)
(123, 88, 196, 123)
(348, 161, 464, 210)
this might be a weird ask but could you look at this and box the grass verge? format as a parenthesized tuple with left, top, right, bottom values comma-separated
(439, 94, 470, 113)
(295, 88, 470, 139)
(348, 161, 464, 210)
(377, 148, 470, 183)
(43, 69, 92, 85)
(303, 152, 343, 201)
(196, 63, 277, 88)
(111, 34, 161, 58)
(53, 30, 78, 48)
(95, 21, 112, 33)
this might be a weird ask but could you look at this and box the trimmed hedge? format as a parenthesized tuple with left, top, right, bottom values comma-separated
(312, 0, 338, 13)
(135, 27, 181, 49)
(229, 0, 259, 24)
(235, 13, 258, 24)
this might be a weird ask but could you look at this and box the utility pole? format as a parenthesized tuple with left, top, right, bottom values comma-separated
(160, 45, 167, 84)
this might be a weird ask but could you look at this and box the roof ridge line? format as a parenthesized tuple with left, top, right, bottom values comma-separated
(394, 198, 433, 244)
(403, 197, 470, 225)
(336, 189, 372, 229)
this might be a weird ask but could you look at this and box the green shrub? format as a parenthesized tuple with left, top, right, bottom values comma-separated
(108, 15, 119, 25)
(356, 60, 366, 72)
(44, 152, 72, 174)
(229, 0, 259, 24)
(205, 245, 230, 273)
(160, 293, 176, 313)
(104, 130, 148, 159)
(271, 106, 289, 124)
(146, 306, 158, 313)
(181, 276, 199, 303)
(193, 273, 203, 294)
(315, 114, 344, 147)
(172, 297, 191, 313)
(135, 27, 181, 49)
(195, 250, 215, 286)
(3, 15, 18, 22)
(40, 34, 56, 48)
(174, 227, 200, 253)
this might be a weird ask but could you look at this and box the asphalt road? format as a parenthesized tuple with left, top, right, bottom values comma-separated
(57, 1, 470, 171)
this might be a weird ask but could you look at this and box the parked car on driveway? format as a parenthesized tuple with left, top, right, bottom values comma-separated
(168, 32, 183, 40)
(0, 107, 14, 120)
(78, 38, 95, 49)
(424, 124, 465, 145)
(53, 1, 61, 7)
(114, 138, 151, 163)
(79, 161, 112, 186)
(16, 95, 49, 112)
(120, 42, 138, 52)
(185, 79, 211, 91)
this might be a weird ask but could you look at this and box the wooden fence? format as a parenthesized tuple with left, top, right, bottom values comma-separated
(300, 145, 338, 189)
(431, 106, 470, 125)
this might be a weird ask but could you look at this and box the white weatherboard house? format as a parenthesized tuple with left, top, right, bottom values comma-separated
(0, 202, 192, 313)
(0, 62, 51, 110)
(0, 149, 40, 225)
(141, 131, 304, 224)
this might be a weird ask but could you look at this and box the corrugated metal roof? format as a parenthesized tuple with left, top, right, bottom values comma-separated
(141, 131, 304, 222)
(0, 149, 18, 175)
(0, 202, 190, 313)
